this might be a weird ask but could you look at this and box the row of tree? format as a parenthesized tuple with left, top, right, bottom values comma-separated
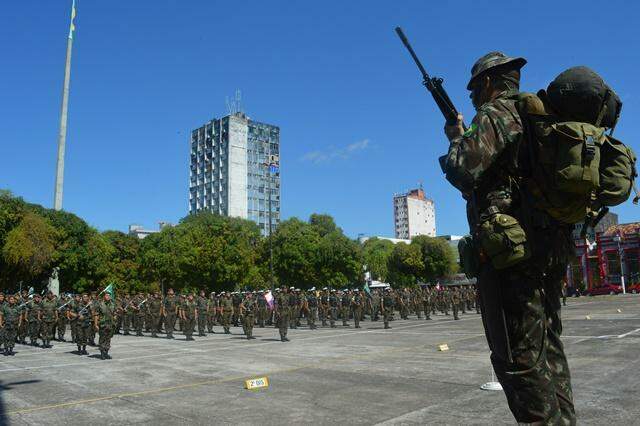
(0, 190, 457, 294)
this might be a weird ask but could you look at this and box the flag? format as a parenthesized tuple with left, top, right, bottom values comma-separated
(265, 290, 274, 309)
(68, 0, 77, 40)
(99, 283, 115, 299)
(363, 281, 371, 296)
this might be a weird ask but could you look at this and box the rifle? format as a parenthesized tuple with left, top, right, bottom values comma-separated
(57, 300, 72, 311)
(395, 27, 464, 127)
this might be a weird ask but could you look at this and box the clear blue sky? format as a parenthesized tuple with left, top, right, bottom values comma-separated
(1, 0, 638, 238)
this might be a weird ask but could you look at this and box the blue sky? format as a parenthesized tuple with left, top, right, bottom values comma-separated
(1, 0, 639, 238)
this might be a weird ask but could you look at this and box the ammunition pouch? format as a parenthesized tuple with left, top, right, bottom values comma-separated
(458, 235, 480, 279)
(478, 208, 530, 270)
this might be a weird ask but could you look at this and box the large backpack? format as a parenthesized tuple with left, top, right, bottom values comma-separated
(516, 66, 637, 228)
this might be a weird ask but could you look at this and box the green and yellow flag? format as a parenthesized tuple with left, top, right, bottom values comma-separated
(99, 283, 115, 299)
(68, 0, 77, 40)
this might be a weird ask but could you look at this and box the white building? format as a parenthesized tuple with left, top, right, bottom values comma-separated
(393, 188, 436, 239)
(128, 222, 171, 240)
(189, 112, 281, 236)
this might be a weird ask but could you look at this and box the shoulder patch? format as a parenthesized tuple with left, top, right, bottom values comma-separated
(463, 123, 477, 137)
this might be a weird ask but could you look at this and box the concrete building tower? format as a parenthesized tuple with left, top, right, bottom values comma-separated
(393, 188, 436, 239)
(189, 112, 281, 236)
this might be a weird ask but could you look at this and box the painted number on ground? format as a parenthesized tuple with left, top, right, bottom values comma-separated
(245, 377, 269, 390)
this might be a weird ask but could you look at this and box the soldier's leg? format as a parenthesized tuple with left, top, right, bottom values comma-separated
(198, 314, 206, 336)
(279, 313, 289, 341)
(207, 312, 214, 332)
(354, 309, 361, 328)
(383, 308, 390, 329)
(453, 303, 459, 320)
(165, 314, 174, 338)
(481, 267, 572, 425)
(5, 326, 16, 354)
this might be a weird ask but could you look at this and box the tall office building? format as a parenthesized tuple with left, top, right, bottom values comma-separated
(393, 188, 436, 239)
(189, 112, 281, 235)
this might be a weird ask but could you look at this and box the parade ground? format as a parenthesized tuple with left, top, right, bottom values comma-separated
(1, 295, 638, 425)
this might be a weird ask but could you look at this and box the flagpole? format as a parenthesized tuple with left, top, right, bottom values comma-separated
(53, 0, 76, 211)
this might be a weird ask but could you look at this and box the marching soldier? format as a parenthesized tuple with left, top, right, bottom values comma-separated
(328, 290, 339, 328)
(93, 292, 116, 360)
(71, 293, 92, 355)
(196, 289, 208, 337)
(240, 292, 257, 340)
(451, 287, 460, 320)
(422, 286, 432, 320)
(162, 288, 179, 339)
(26, 294, 42, 346)
(148, 292, 162, 338)
(67, 293, 81, 343)
(220, 292, 233, 334)
(305, 288, 318, 330)
(132, 292, 146, 336)
(120, 293, 133, 336)
(180, 293, 197, 341)
(381, 288, 394, 329)
(275, 287, 290, 342)
(257, 290, 268, 328)
(351, 289, 363, 328)
(41, 291, 58, 348)
(319, 288, 329, 327)
(56, 294, 69, 341)
(340, 290, 351, 326)
(0, 294, 22, 356)
(206, 292, 217, 333)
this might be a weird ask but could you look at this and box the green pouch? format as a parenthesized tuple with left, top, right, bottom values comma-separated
(599, 135, 637, 207)
(479, 213, 530, 270)
(458, 235, 479, 279)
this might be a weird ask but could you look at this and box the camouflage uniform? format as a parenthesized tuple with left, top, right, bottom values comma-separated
(441, 52, 575, 425)
(275, 290, 290, 342)
(93, 298, 116, 359)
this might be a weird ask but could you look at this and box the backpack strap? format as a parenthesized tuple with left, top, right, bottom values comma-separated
(595, 89, 611, 128)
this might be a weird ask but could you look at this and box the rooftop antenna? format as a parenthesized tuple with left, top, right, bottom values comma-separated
(235, 89, 242, 114)
(225, 96, 233, 115)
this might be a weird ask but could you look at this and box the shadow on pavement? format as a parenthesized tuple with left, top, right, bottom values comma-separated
(0, 379, 42, 424)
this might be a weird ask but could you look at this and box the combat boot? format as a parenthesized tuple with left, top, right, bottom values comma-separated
(82, 346, 88, 355)
(77, 345, 82, 354)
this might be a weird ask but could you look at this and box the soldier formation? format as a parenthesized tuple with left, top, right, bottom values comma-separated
(0, 285, 479, 358)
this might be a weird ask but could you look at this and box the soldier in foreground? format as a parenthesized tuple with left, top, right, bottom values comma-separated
(240, 292, 256, 339)
(441, 52, 575, 423)
(180, 293, 197, 341)
(275, 287, 290, 342)
(0, 294, 22, 355)
(93, 292, 116, 360)
(381, 288, 394, 330)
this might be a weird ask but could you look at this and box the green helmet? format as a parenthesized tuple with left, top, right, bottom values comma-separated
(467, 51, 526, 90)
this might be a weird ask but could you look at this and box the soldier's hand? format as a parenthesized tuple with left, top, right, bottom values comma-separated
(444, 114, 465, 142)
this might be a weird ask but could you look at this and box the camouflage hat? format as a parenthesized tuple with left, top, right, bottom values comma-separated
(467, 51, 526, 90)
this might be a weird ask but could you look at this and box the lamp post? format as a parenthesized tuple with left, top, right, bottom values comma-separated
(614, 233, 626, 294)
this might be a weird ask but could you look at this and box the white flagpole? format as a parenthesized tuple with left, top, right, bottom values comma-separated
(53, 0, 76, 211)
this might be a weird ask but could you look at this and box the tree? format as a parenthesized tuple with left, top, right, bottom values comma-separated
(411, 235, 458, 282)
(270, 218, 321, 288)
(140, 212, 263, 293)
(309, 213, 340, 236)
(386, 242, 423, 288)
(2, 212, 57, 284)
(362, 238, 394, 281)
(316, 230, 363, 288)
(103, 231, 144, 294)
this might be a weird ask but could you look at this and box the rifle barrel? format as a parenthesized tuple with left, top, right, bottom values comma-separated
(395, 27, 429, 80)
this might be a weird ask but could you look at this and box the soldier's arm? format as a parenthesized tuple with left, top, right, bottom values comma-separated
(440, 109, 505, 195)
